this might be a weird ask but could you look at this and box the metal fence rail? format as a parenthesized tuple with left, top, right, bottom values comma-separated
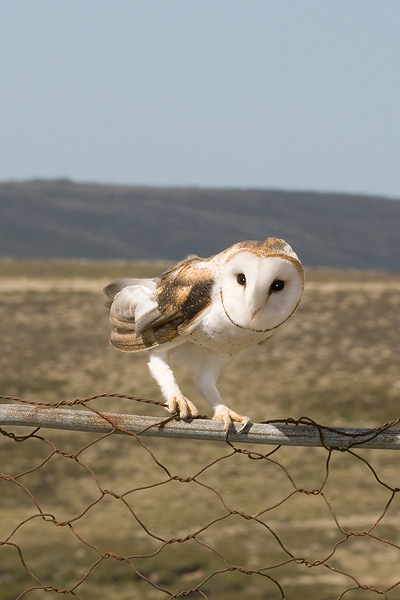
(1, 403, 400, 449)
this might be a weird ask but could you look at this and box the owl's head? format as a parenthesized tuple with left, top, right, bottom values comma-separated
(218, 238, 304, 332)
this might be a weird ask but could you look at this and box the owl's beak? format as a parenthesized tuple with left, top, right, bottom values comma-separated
(250, 303, 263, 321)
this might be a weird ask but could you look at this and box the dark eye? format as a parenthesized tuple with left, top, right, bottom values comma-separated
(270, 279, 285, 293)
(236, 273, 246, 286)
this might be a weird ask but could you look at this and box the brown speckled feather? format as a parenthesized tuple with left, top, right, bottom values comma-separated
(156, 255, 214, 333)
(106, 255, 215, 353)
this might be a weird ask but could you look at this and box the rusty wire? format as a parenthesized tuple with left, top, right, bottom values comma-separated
(0, 393, 399, 600)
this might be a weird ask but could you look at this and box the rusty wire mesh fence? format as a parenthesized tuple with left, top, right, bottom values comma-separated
(1, 393, 400, 600)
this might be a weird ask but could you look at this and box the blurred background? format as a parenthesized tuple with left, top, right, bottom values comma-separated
(0, 1, 399, 269)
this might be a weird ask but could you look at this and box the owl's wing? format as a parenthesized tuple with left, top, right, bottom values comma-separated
(104, 257, 214, 353)
(104, 278, 158, 308)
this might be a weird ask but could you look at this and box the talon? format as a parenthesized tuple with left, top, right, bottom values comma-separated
(165, 396, 199, 420)
(236, 420, 251, 434)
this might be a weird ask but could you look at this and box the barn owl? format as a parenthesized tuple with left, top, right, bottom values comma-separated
(104, 238, 304, 430)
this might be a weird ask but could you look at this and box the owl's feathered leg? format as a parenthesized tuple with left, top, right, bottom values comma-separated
(192, 353, 251, 432)
(148, 349, 200, 419)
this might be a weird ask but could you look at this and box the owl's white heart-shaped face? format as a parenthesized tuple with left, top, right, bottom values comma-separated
(219, 251, 304, 331)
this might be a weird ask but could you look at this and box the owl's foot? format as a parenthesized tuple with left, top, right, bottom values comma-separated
(212, 405, 251, 432)
(165, 395, 200, 420)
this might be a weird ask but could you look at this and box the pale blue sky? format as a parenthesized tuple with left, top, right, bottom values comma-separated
(1, 1, 400, 199)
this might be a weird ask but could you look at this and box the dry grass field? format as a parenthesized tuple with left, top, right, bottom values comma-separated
(0, 260, 400, 600)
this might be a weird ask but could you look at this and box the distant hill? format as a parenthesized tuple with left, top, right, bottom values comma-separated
(0, 179, 399, 270)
